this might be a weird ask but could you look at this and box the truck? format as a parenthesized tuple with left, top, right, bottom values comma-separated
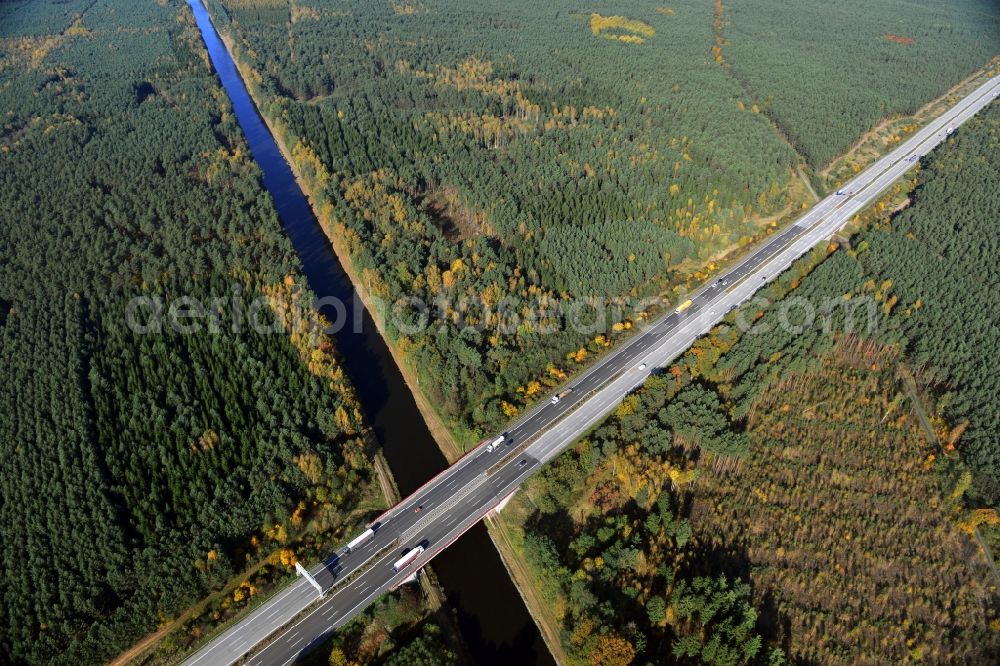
(344, 527, 375, 553)
(392, 545, 425, 573)
(674, 299, 693, 314)
(550, 388, 573, 404)
(486, 434, 505, 453)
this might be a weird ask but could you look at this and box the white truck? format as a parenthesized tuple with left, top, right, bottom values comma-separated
(392, 545, 425, 573)
(344, 527, 375, 553)
(486, 434, 506, 452)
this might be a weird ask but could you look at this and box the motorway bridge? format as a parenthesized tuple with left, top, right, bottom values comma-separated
(180, 21, 1000, 663)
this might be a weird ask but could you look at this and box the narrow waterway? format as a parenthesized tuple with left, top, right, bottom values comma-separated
(186, 2, 552, 664)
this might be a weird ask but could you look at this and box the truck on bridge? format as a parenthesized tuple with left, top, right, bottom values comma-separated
(392, 545, 425, 573)
(344, 525, 376, 553)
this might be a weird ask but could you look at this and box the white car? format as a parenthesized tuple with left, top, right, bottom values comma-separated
(638, 363, 647, 370)
(550, 395, 560, 404)
(836, 189, 845, 195)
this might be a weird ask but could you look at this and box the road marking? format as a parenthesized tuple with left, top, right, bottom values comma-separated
(188, 75, 1000, 666)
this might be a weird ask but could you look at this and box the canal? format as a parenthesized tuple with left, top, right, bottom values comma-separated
(186, 1, 552, 664)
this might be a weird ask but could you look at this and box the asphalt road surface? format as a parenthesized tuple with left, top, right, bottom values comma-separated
(181, 75, 1000, 666)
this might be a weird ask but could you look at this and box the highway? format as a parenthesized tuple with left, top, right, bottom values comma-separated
(179, 57, 1000, 666)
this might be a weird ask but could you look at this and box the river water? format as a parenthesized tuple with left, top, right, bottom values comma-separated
(186, 2, 552, 664)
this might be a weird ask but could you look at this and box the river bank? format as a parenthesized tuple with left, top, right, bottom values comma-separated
(238, 58, 466, 464)
(194, 2, 554, 663)
(219, 30, 563, 664)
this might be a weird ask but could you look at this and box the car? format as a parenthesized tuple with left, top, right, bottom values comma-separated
(551, 395, 560, 404)
(638, 363, 647, 370)
(518, 459, 527, 467)
(946, 127, 954, 135)
(414, 505, 422, 513)
(836, 189, 844, 195)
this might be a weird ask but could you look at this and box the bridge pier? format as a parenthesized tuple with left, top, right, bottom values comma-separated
(391, 569, 421, 590)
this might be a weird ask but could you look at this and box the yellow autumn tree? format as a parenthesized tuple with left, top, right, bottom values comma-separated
(290, 140, 330, 189)
(589, 633, 635, 666)
(295, 452, 324, 485)
(958, 508, 1000, 534)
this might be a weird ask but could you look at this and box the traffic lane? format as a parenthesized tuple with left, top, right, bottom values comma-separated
(247, 119, 972, 666)
(497, 207, 815, 439)
(351, 76, 998, 554)
(508, 243, 780, 445)
(526, 261, 787, 463)
(400, 454, 540, 562)
(318, 81, 1000, 657)
(182, 76, 1000, 666)
(318, 474, 466, 587)
(244, 565, 392, 666)
(186, 581, 318, 666)
(376, 446, 498, 529)
(326, 75, 1000, 642)
(188, 564, 343, 666)
(370, 473, 483, 550)
(246, 459, 539, 665)
(526, 310, 722, 466)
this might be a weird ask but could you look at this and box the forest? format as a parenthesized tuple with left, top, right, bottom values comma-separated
(207, 0, 805, 439)
(503, 102, 1000, 663)
(511, 373, 778, 665)
(0, 1, 379, 663)
(206, 0, 998, 444)
(720, 0, 1000, 167)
